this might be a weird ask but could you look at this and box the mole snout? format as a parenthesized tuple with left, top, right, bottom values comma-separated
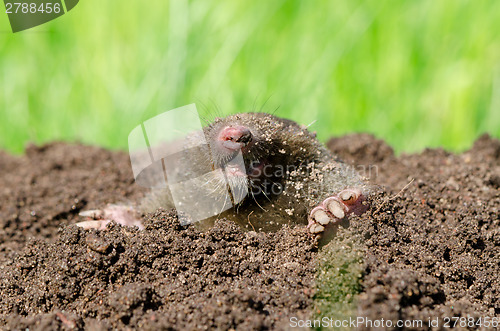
(218, 125, 253, 151)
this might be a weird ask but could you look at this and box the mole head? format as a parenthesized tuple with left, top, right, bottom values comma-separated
(201, 113, 291, 201)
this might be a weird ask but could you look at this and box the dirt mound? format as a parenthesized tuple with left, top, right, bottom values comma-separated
(0, 212, 316, 330)
(329, 133, 500, 327)
(0, 133, 499, 330)
(0, 143, 317, 330)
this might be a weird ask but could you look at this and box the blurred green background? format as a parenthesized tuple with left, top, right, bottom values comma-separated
(1, 0, 499, 154)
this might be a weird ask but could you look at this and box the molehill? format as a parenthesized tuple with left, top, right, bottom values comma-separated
(0, 133, 499, 330)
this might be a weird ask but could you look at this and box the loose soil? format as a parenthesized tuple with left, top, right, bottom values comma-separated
(0, 134, 499, 330)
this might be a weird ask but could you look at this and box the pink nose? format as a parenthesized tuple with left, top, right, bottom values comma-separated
(218, 126, 252, 151)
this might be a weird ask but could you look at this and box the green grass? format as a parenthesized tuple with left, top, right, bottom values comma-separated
(313, 229, 364, 330)
(1, 0, 499, 155)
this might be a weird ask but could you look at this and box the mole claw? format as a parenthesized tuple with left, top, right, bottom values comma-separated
(307, 188, 365, 234)
(310, 208, 331, 225)
(77, 205, 143, 230)
(79, 209, 104, 219)
(324, 197, 346, 219)
(75, 219, 112, 230)
(308, 223, 325, 234)
(338, 188, 361, 205)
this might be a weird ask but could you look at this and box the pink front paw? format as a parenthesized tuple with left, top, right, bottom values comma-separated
(77, 204, 143, 230)
(307, 188, 366, 234)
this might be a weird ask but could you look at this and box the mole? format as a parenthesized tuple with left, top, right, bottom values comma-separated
(77, 112, 370, 234)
